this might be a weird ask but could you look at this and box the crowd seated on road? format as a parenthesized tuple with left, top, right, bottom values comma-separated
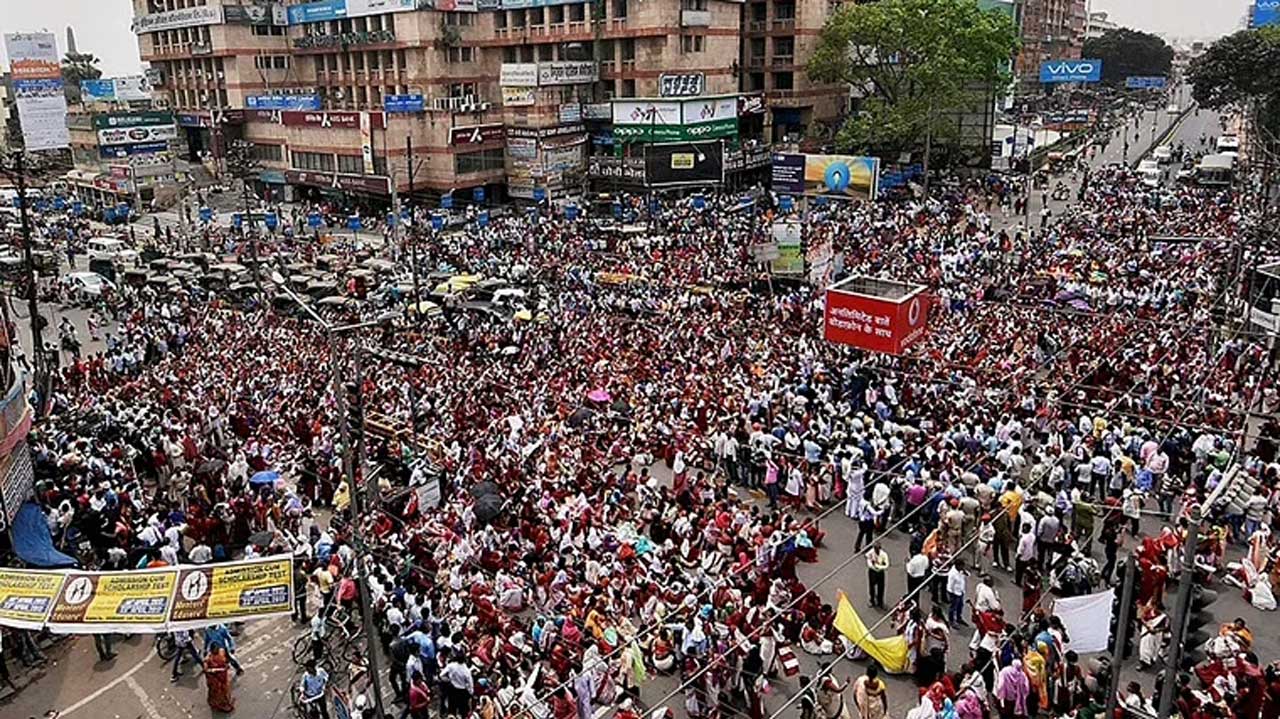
(5, 111, 1280, 719)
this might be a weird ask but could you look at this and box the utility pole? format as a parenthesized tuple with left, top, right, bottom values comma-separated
(406, 135, 423, 324)
(922, 99, 934, 201)
(12, 153, 46, 412)
(1157, 506, 1202, 718)
(1104, 551, 1138, 719)
(329, 335, 388, 719)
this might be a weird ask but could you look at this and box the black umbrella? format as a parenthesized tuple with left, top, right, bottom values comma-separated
(196, 458, 227, 477)
(567, 407, 594, 427)
(470, 481, 505, 524)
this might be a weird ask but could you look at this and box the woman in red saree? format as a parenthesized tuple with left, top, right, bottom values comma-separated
(204, 646, 235, 712)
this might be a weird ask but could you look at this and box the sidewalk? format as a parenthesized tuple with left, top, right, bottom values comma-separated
(0, 634, 69, 704)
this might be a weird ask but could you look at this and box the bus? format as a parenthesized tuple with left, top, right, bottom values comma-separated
(1195, 154, 1235, 187)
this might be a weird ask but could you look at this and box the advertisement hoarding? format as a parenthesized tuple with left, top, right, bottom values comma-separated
(93, 111, 175, 130)
(1039, 59, 1102, 84)
(98, 142, 171, 159)
(645, 140, 724, 187)
(660, 73, 705, 98)
(385, 94, 425, 113)
(823, 282, 930, 355)
(680, 96, 737, 125)
(98, 124, 178, 146)
(246, 94, 322, 111)
(287, 0, 347, 24)
(538, 61, 598, 86)
(80, 79, 117, 102)
(0, 568, 63, 630)
(4, 33, 70, 152)
(451, 124, 505, 146)
(1124, 75, 1167, 90)
(500, 63, 539, 87)
(168, 558, 293, 629)
(771, 153, 880, 201)
(501, 87, 536, 107)
(1253, 0, 1280, 27)
(113, 76, 152, 102)
(132, 4, 225, 33)
(47, 568, 178, 633)
(280, 111, 385, 129)
(771, 221, 803, 275)
(346, 0, 419, 18)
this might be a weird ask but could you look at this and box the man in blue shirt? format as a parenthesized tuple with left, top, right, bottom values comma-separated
(300, 660, 330, 719)
(203, 624, 244, 676)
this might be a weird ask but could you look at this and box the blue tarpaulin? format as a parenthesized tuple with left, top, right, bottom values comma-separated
(13, 502, 76, 568)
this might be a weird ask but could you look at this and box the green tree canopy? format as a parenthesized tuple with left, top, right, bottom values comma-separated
(1188, 27, 1280, 144)
(61, 52, 102, 105)
(807, 0, 1019, 157)
(1082, 28, 1174, 86)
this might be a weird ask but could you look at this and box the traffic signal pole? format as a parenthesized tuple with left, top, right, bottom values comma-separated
(1157, 506, 1202, 717)
(1104, 551, 1138, 719)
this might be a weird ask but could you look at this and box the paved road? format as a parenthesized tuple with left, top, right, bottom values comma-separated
(4, 100, 1262, 719)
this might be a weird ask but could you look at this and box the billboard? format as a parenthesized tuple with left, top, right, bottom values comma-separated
(82, 77, 151, 103)
(246, 94, 322, 111)
(771, 220, 803, 275)
(4, 33, 70, 151)
(644, 141, 724, 187)
(98, 124, 178, 146)
(385, 94, 424, 113)
(659, 73, 705, 98)
(288, 0, 347, 24)
(771, 153, 880, 201)
(47, 568, 179, 633)
(538, 61, 598, 86)
(1124, 76, 1167, 90)
(1253, 0, 1280, 27)
(1039, 59, 1102, 84)
(99, 142, 171, 159)
(93, 111, 175, 130)
(451, 124, 505, 146)
(501, 86, 536, 106)
(612, 98, 738, 143)
(824, 282, 930, 355)
(500, 63, 539, 87)
(0, 568, 62, 630)
(167, 558, 293, 629)
(132, 4, 225, 33)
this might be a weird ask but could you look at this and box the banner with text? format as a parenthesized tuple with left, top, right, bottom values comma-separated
(0, 569, 64, 630)
(168, 557, 294, 628)
(4, 32, 70, 151)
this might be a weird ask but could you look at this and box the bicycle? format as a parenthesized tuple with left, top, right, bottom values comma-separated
(155, 633, 177, 661)
(291, 685, 328, 719)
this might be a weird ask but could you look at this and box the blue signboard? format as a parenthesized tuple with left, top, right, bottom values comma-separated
(1253, 0, 1280, 27)
(199, 207, 213, 223)
(348, 215, 362, 231)
(431, 214, 444, 231)
(264, 213, 279, 231)
(692, 196, 706, 210)
(232, 214, 243, 229)
(1124, 76, 1167, 90)
(565, 205, 579, 220)
(288, 0, 347, 24)
(385, 212, 398, 227)
(81, 79, 117, 102)
(246, 94, 322, 111)
(472, 187, 486, 203)
(532, 188, 547, 203)
(477, 211, 490, 228)
(1040, 59, 1102, 84)
(385, 94, 425, 113)
(307, 212, 322, 229)
(779, 195, 794, 212)
(440, 194, 453, 210)
(99, 142, 169, 159)
(71, 202, 83, 216)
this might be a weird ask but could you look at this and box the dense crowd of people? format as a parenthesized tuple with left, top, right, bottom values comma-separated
(3, 105, 1280, 719)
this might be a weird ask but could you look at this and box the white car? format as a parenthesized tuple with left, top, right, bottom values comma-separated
(1166, 104, 1180, 114)
(63, 272, 116, 300)
(1152, 145, 1173, 164)
(86, 237, 139, 265)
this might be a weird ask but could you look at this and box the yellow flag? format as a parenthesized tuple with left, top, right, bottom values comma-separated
(833, 591, 910, 674)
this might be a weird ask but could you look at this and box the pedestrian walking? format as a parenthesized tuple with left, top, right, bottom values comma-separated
(170, 629, 203, 681)
(865, 543, 888, 610)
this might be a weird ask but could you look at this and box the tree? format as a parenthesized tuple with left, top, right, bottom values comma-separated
(61, 51, 102, 104)
(807, 0, 1019, 160)
(1082, 28, 1174, 86)
(1188, 28, 1280, 148)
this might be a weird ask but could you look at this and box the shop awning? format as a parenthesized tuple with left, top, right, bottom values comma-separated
(12, 502, 76, 568)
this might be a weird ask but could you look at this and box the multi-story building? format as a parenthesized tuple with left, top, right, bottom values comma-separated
(129, 0, 853, 204)
(1085, 10, 1117, 40)
(1013, 0, 1089, 93)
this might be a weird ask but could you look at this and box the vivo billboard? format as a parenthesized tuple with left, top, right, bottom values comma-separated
(1039, 59, 1102, 84)
(1254, 0, 1280, 27)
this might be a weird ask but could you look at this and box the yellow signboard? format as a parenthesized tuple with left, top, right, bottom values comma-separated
(169, 557, 293, 628)
(47, 568, 178, 632)
(0, 569, 65, 629)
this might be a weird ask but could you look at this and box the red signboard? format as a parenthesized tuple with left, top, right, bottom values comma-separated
(450, 124, 505, 146)
(823, 289, 930, 355)
(284, 170, 390, 195)
(280, 111, 385, 130)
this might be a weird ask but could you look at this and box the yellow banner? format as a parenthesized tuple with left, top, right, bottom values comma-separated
(47, 568, 178, 632)
(169, 557, 293, 628)
(0, 568, 65, 629)
(833, 591, 910, 674)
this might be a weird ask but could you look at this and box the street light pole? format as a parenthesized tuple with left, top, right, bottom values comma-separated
(12, 154, 45, 411)
(406, 135, 423, 325)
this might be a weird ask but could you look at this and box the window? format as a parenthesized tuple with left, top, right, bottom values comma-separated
(774, 2, 795, 19)
(495, 12, 507, 28)
(611, 0, 627, 19)
(621, 78, 636, 97)
(549, 6, 564, 23)
(773, 71, 793, 90)
(598, 39, 614, 63)
(251, 143, 284, 163)
(748, 73, 764, 91)
(680, 35, 704, 54)
(537, 44, 554, 61)
(503, 47, 517, 63)
(448, 82, 477, 98)
(454, 148, 504, 175)
(511, 9, 526, 27)
(569, 3, 585, 21)
(530, 7, 544, 24)
(621, 38, 635, 61)
(681, 0, 707, 9)
(773, 37, 794, 58)
(444, 12, 474, 26)
(292, 151, 336, 172)
(447, 46, 475, 63)
(253, 55, 290, 70)
(251, 24, 285, 36)
(337, 155, 364, 174)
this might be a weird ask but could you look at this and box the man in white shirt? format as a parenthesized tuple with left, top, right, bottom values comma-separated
(945, 560, 969, 628)
(1016, 524, 1036, 586)
(904, 551, 930, 602)
(865, 543, 889, 609)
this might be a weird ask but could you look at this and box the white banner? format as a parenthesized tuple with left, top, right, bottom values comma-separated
(501, 86, 536, 106)
(113, 76, 152, 102)
(360, 111, 375, 174)
(500, 63, 538, 87)
(537, 61, 597, 86)
(132, 5, 224, 34)
(347, 0, 418, 18)
(681, 96, 737, 125)
(98, 124, 178, 146)
(612, 100, 681, 126)
(1053, 588, 1115, 654)
(4, 33, 69, 152)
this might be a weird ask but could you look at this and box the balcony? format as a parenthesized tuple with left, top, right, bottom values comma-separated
(610, 18, 627, 31)
(771, 18, 795, 31)
(681, 10, 711, 27)
(747, 56, 764, 68)
(771, 55, 794, 66)
(748, 20, 767, 32)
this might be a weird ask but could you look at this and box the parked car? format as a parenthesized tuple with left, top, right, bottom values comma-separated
(63, 271, 116, 302)
(87, 237, 139, 264)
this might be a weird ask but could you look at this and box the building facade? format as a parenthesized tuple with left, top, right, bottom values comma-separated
(1013, 0, 1089, 93)
(130, 0, 849, 203)
(1084, 10, 1117, 40)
